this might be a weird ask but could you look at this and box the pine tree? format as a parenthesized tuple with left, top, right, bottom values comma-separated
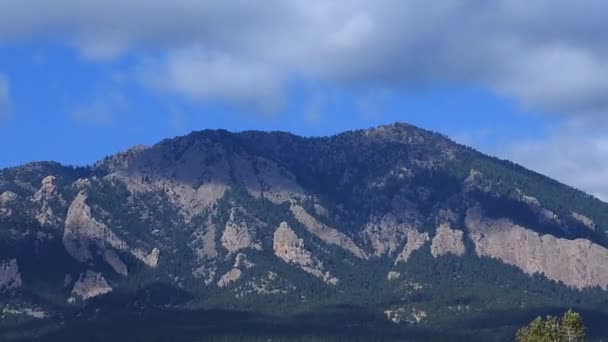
(560, 309, 585, 342)
(516, 310, 586, 342)
(516, 316, 559, 342)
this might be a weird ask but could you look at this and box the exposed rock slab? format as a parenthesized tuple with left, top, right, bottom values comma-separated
(572, 212, 596, 231)
(133, 248, 160, 268)
(217, 268, 242, 288)
(63, 192, 128, 262)
(394, 230, 429, 264)
(0, 259, 22, 291)
(273, 222, 338, 285)
(32, 175, 66, 226)
(216, 253, 254, 288)
(221, 209, 262, 253)
(466, 206, 608, 289)
(64, 191, 160, 271)
(0, 191, 18, 217)
(430, 223, 466, 257)
(387, 271, 401, 281)
(363, 213, 412, 257)
(0, 191, 17, 205)
(518, 191, 560, 224)
(71, 271, 112, 300)
(290, 205, 368, 259)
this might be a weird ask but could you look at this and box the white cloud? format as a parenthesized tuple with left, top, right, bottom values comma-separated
(0, 74, 11, 120)
(2, 1, 608, 198)
(2, 1, 608, 116)
(138, 49, 285, 114)
(506, 119, 608, 201)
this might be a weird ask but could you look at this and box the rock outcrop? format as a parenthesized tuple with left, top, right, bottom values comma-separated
(387, 271, 401, 281)
(572, 212, 596, 231)
(519, 191, 560, 223)
(466, 206, 608, 289)
(220, 209, 262, 254)
(63, 192, 128, 262)
(290, 205, 368, 259)
(133, 248, 160, 268)
(0, 259, 22, 291)
(32, 175, 66, 226)
(363, 213, 412, 256)
(395, 230, 429, 264)
(430, 224, 466, 257)
(216, 253, 254, 288)
(273, 222, 338, 285)
(0, 191, 18, 217)
(71, 271, 112, 300)
(217, 268, 242, 288)
(64, 191, 159, 271)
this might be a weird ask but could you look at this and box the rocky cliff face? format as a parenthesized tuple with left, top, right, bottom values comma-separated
(70, 271, 112, 300)
(221, 208, 263, 254)
(2, 122, 608, 327)
(466, 206, 608, 289)
(273, 222, 338, 285)
(430, 224, 466, 258)
(395, 230, 429, 264)
(290, 205, 368, 259)
(63, 191, 128, 263)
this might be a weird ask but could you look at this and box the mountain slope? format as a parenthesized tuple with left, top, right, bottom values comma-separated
(2, 122, 608, 341)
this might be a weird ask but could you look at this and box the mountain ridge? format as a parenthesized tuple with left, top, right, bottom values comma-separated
(2, 121, 608, 341)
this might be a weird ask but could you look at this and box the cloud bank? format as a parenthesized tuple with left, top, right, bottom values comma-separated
(507, 119, 608, 200)
(1, 0, 608, 115)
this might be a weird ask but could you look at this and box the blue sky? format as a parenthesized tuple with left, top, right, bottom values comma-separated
(0, 41, 549, 166)
(0, 1, 607, 199)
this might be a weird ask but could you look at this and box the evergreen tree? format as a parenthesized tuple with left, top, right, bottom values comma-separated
(560, 310, 585, 342)
(516, 310, 585, 342)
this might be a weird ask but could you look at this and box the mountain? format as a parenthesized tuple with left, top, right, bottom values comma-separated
(2, 122, 608, 341)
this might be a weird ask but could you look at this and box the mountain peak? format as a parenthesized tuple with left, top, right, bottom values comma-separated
(3, 123, 608, 340)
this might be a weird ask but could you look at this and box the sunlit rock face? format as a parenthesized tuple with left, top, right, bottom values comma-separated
(430, 223, 466, 258)
(466, 206, 608, 289)
(32, 175, 66, 227)
(394, 230, 429, 264)
(71, 271, 112, 300)
(221, 208, 262, 254)
(273, 222, 338, 285)
(290, 205, 368, 259)
(63, 191, 128, 263)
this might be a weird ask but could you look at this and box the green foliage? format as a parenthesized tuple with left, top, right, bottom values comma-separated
(516, 310, 585, 342)
(561, 310, 586, 342)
